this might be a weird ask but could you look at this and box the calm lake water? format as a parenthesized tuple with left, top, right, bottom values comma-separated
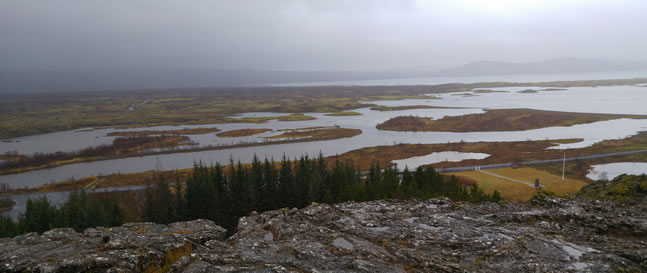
(586, 162, 647, 180)
(275, 70, 647, 86)
(1, 74, 646, 188)
(392, 152, 490, 170)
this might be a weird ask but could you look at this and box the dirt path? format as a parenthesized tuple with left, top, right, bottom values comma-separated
(477, 169, 544, 188)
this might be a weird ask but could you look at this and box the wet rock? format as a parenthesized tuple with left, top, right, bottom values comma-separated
(1, 198, 646, 272)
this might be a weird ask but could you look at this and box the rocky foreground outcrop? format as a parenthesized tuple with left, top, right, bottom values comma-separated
(1, 196, 646, 272)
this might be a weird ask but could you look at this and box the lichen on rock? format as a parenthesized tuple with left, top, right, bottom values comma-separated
(1, 198, 646, 272)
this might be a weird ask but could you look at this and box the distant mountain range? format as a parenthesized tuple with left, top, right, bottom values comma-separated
(0, 69, 409, 93)
(432, 58, 647, 77)
(2, 58, 646, 93)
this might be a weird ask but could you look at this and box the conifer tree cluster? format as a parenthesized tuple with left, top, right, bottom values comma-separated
(143, 154, 501, 231)
(0, 153, 501, 238)
(0, 191, 124, 238)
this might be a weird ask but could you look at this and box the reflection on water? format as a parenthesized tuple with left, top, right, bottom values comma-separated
(586, 162, 647, 180)
(392, 151, 490, 170)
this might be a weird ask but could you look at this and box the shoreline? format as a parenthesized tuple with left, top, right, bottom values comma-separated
(0, 128, 362, 176)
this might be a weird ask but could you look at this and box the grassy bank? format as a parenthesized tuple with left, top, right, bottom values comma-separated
(0, 199, 15, 212)
(216, 128, 272, 137)
(324, 111, 362, 116)
(107, 127, 221, 137)
(335, 131, 647, 171)
(370, 105, 470, 111)
(265, 127, 362, 140)
(376, 108, 647, 132)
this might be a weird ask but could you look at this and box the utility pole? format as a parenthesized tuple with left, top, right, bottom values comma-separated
(562, 151, 565, 181)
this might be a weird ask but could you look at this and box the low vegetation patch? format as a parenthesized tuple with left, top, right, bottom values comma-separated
(370, 105, 468, 111)
(0, 153, 25, 161)
(539, 88, 567, 91)
(550, 138, 583, 144)
(516, 88, 566, 93)
(0, 199, 15, 212)
(225, 113, 317, 123)
(216, 128, 272, 137)
(577, 174, 647, 203)
(376, 109, 647, 132)
(275, 113, 317, 121)
(107, 127, 220, 137)
(324, 111, 362, 116)
(452, 93, 479, 97)
(333, 140, 567, 171)
(335, 131, 647, 171)
(266, 127, 362, 140)
(472, 89, 509, 93)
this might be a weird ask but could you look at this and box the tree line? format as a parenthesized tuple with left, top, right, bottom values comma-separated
(0, 190, 124, 238)
(0, 153, 501, 238)
(142, 153, 501, 231)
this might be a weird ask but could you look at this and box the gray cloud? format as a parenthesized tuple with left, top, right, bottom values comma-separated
(1, 0, 646, 72)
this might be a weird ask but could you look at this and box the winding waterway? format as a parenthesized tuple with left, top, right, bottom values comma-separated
(1, 82, 647, 188)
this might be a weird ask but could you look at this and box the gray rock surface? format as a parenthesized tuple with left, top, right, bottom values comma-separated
(1, 197, 646, 272)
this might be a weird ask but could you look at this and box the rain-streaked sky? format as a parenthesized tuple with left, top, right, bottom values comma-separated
(1, 0, 646, 72)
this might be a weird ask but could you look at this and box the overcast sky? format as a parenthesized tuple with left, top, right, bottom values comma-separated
(2, 0, 646, 72)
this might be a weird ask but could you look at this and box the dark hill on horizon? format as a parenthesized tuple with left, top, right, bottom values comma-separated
(433, 58, 647, 77)
(2, 58, 646, 93)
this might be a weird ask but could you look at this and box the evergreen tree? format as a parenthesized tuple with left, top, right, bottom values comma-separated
(2, 152, 508, 238)
(400, 167, 416, 199)
(250, 155, 264, 212)
(60, 190, 85, 230)
(102, 197, 125, 227)
(153, 175, 172, 223)
(278, 155, 295, 208)
(172, 170, 186, 222)
(0, 215, 19, 238)
(143, 181, 156, 222)
(262, 158, 279, 210)
(230, 160, 253, 218)
(209, 163, 226, 224)
(294, 156, 311, 207)
(20, 197, 57, 233)
(382, 165, 399, 199)
(413, 166, 428, 197)
(490, 190, 502, 203)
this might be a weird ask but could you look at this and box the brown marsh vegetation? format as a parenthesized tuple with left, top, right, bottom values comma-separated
(107, 127, 221, 137)
(0, 135, 194, 175)
(2, 78, 646, 139)
(216, 128, 272, 137)
(376, 109, 647, 132)
(334, 131, 647, 172)
(265, 127, 362, 140)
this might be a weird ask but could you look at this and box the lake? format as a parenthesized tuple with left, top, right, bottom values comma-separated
(587, 162, 647, 180)
(1, 76, 647, 188)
